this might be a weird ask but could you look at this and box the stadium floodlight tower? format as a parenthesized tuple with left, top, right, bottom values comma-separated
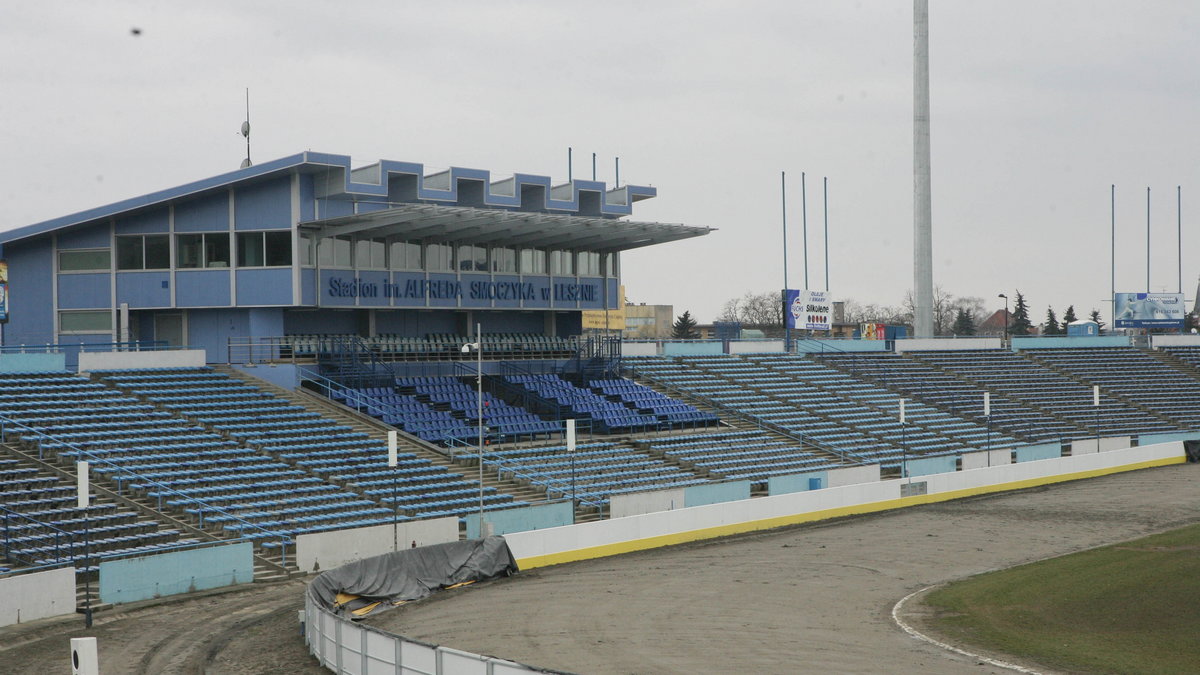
(913, 0, 935, 337)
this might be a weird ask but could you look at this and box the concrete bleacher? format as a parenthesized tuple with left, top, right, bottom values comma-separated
(643, 430, 845, 482)
(482, 441, 710, 505)
(1023, 347, 1200, 429)
(94, 368, 520, 524)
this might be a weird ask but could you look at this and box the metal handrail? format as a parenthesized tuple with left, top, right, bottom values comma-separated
(0, 417, 293, 565)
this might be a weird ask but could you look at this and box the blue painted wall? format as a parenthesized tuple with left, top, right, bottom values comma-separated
(56, 222, 109, 249)
(903, 455, 957, 477)
(57, 273, 110, 309)
(176, 270, 232, 306)
(0, 353, 66, 372)
(1012, 336, 1131, 350)
(234, 178, 291, 230)
(1137, 431, 1200, 445)
(5, 237, 55, 345)
(174, 193, 230, 232)
(98, 543, 253, 604)
(187, 309, 250, 361)
(235, 269, 293, 306)
(1015, 442, 1062, 462)
(684, 480, 750, 507)
(298, 174, 315, 221)
(767, 471, 828, 495)
(464, 500, 574, 538)
(117, 272, 171, 308)
(114, 208, 169, 234)
(234, 362, 298, 390)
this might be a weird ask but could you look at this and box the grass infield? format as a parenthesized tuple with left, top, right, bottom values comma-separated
(924, 522, 1200, 675)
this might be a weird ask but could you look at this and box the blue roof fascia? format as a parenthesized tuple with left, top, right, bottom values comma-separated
(1, 152, 314, 245)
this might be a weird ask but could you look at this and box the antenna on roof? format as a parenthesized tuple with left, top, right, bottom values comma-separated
(240, 88, 252, 169)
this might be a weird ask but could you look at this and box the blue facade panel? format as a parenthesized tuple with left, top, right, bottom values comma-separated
(116, 271, 171, 308)
(298, 174, 315, 221)
(57, 273, 111, 309)
(489, 275, 522, 308)
(356, 270, 391, 307)
(57, 222, 110, 249)
(319, 269, 358, 307)
(176, 270, 231, 306)
(187, 308, 250, 360)
(235, 269, 293, 306)
(318, 198, 354, 219)
(234, 178, 291, 230)
(114, 208, 169, 234)
(284, 309, 357, 334)
(300, 268, 316, 305)
(524, 276, 550, 309)
(427, 273, 459, 308)
(246, 308, 284, 337)
(174, 193, 229, 232)
(8, 239, 58, 344)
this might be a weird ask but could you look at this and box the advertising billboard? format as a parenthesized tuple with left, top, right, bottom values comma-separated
(1113, 292, 1185, 328)
(785, 289, 833, 331)
(0, 259, 7, 323)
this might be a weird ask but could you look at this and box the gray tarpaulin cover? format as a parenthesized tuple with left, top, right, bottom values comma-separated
(308, 536, 519, 618)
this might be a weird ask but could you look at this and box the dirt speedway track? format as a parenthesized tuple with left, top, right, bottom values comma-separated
(2, 464, 1197, 674)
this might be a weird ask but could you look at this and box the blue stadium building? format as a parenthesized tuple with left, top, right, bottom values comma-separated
(0, 152, 711, 364)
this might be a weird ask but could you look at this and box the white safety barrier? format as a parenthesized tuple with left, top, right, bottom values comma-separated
(0, 567, 77, 626)
(304, 580, 550, 674)
(295, 517, 459, 573)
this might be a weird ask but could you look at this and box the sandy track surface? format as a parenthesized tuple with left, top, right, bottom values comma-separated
(372, 465, 1200, 674)
(3, 464, 1196, 674)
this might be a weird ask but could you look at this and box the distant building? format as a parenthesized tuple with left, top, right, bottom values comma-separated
(624, 302, 674, 338)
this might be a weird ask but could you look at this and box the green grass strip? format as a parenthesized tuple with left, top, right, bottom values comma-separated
(924, 523, 1200, 675)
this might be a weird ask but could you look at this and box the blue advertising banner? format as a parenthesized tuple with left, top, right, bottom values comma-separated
(1113, 292, 1185, 328)
(0, 259, 8, 323)
(785, 289, 833, 330)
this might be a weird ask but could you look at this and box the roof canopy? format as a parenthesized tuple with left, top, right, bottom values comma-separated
(299, 202, 713, 253)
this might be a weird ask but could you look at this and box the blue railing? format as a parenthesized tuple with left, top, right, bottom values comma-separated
(0, 416, 293, 566)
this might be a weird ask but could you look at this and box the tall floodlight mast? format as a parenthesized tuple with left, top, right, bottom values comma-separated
(913, 0, 934, 337)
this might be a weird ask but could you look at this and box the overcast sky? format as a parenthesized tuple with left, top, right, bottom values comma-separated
(3, 1, 1198, 324)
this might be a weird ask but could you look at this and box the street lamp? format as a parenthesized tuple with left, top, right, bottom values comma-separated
(998, 293, 1009, 345)
(460, 323, 485, 528)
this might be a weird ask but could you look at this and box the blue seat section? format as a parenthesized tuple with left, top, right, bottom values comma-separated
(502, 374, 663, 434)
(94, 368, 519, 523)
(587, 379, 720, 428)
(398, 376, 563, 442)
(346, 382, 478, 444)
(482, 441, 709, 504)
(646, 430, 844, 482)
(904, 349, 1178, 438)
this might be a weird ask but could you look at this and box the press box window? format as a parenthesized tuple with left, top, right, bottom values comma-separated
(117, 235, 170, 270)
(352, 238, 386, 269)
(177, 233, 231, 269)
(491, 247, 516, 273)
(237, 231, 292, 267)
(59, 310, 112, 333)
(550, 250, 575, 276)
(317, 236, 353, 267)
(58, 249, 110, 272)
(389, 241, 421, 270)
(425, 243, 453, 271)
(457, 245, 487, 271)
(578, 252, 601, 276)
(519, 249, 546, 274)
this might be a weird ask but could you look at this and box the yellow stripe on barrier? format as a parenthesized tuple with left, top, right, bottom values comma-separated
(515, 455, 1185, 570)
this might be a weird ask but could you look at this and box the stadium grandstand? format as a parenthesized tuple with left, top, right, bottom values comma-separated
(2, 153, 1199, 668)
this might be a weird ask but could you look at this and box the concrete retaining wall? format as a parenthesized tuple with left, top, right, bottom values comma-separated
(78, 349, 206, 374)
(98, 543, 253, 605)
(0, 567, 77, 626)
(295, 517, 458, 573)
